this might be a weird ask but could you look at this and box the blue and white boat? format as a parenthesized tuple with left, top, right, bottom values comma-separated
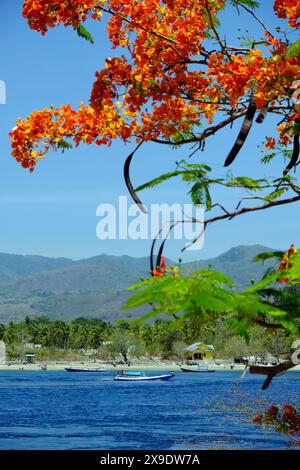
(114, 371, 175, 381)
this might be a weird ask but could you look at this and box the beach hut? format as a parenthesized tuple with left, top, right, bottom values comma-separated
(184, 342, 214, 361)
(25, 352, 35, 364)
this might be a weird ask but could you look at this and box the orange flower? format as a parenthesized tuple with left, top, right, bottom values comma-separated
(265, 137, 276, 150)
(152, 255, 167, 277)
(277, 244, 297, 284)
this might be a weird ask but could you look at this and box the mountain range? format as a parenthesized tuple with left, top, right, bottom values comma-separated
(0, 245, 278, 324)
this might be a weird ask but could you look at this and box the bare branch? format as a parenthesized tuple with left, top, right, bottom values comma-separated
(235, 195, 266, 210)
(211, 203, 230, 215)
(238, 3, 274, 38)
(205, 0, 231, 60)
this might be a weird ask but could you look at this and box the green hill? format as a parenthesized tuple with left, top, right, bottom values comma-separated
(0, 252, 71, 280)
(0, 245, 278, 323)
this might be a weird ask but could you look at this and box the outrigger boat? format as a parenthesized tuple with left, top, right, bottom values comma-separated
(65, 366, 108, 372)
(180, 364, 215, 373)
(114, 371, 175, 381)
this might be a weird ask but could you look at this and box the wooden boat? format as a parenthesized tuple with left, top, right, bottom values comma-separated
(180, 364, 215, 373)
(65, 366, 108, 372)
(114, 371, 175, 381)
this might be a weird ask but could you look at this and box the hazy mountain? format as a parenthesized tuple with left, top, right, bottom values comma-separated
(0, 245, 278, 323)
(0, 252, 72, 280)
(2, 255, 148, 294)
(0, 254, 152, 323)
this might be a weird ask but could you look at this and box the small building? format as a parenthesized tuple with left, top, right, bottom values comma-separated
(25, 352, 35, 364)
(184, 342, 214, 361)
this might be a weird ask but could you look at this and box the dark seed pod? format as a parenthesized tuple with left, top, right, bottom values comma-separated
(123, 141, 147, 213)
(256, 104, 268, 124)
(224, 87, 257, 167)
(283, 119, 300, 175)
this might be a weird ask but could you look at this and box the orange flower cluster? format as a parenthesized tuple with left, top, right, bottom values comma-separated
(277, 244, 297, 284)
(253, 404, 300, 438)
(22, 0, 105, 34)
(9, 104, 129, 172)
(9, 1, 300, 170)
(207, 44, 300, 108)
(274, 0, 300, 28)
(265, 108, 300, 150)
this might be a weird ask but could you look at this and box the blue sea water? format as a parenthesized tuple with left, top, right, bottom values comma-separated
(0, 370, 299, 450)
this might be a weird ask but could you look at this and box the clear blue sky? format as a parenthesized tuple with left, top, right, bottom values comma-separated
(0, 1, 299, 262)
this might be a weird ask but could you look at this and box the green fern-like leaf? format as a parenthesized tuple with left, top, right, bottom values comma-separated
(75, 24, 94, 44)
(135, 171, 187, 192)
(230, 0, 260, 8)
(227, 176, 267, 189)
(205, 186, 212, 210)
(286, 40, 300, 59)
(135, 164, 212, 193)
(188, 182, 206, 206)
(124, 247, 300, 338)
(253, 251, 284, 263)
(226, 317, 250, 343)
(56, 139, 73, 152)
(263, 187, 288, 202)
(247, 271, 283, 292)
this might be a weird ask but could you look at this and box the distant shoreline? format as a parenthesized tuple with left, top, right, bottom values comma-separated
(0, 361, 299, 372)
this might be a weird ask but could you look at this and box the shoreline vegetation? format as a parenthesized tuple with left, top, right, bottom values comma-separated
(0, 315, 298, 376)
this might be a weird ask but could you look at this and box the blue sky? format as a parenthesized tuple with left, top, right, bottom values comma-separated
(0, 1, 299, 262)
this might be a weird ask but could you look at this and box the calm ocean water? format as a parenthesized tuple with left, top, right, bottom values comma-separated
(0, 370, 299, 450)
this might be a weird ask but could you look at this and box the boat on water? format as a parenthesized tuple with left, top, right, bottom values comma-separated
(114, 371, 175, 381)
(180, 364, 215, 373)
(65, 366, 108, 372)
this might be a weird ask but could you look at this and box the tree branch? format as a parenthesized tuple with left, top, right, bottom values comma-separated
(148, 104, 291, 147)
(249, 359, 297, 390)
(238, 3, 274, 38)
(150, 109, 247, 145)
(97, 6, 180, 46)
(205, 0, 231, 60)
(182, 193, 300, 252)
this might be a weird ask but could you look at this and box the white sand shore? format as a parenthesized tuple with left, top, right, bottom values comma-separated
(0, 361, 299, 372)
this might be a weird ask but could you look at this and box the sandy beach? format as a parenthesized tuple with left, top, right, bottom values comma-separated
(0, 361, 299, 372)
